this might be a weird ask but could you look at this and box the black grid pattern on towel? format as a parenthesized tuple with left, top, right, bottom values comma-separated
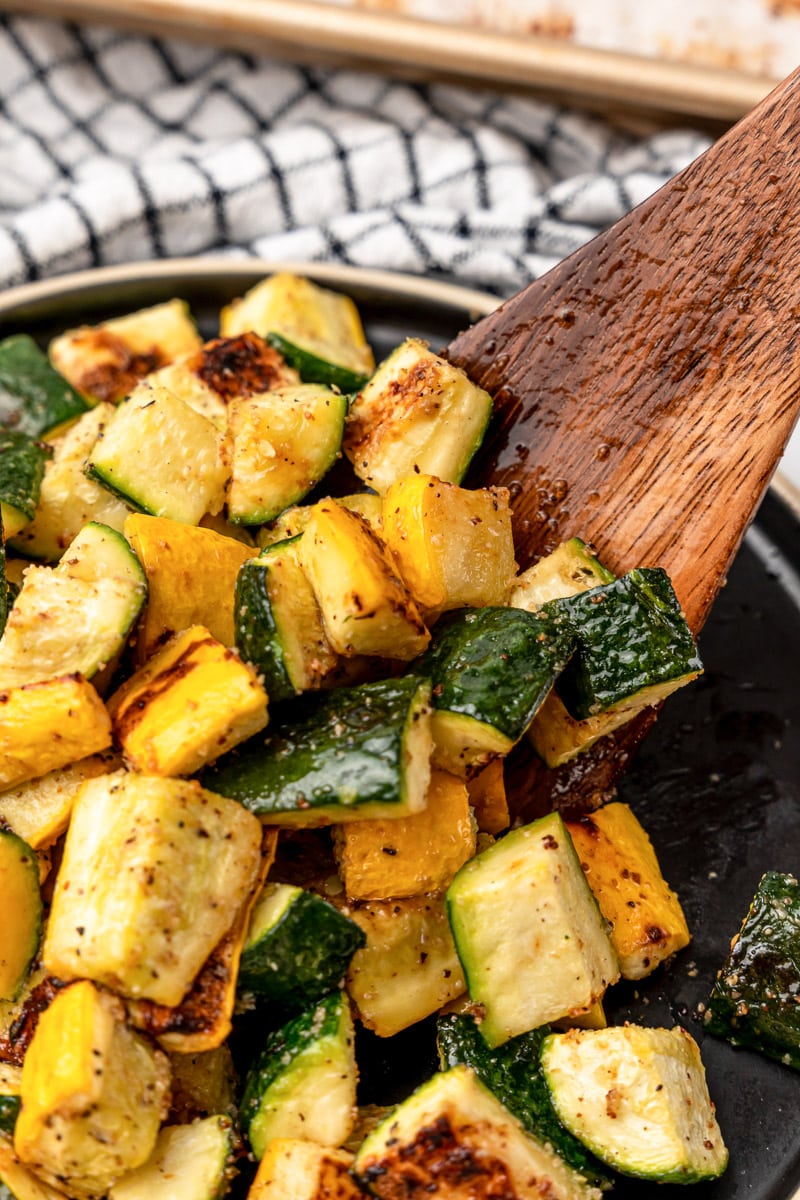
(0, 13, 711, 294)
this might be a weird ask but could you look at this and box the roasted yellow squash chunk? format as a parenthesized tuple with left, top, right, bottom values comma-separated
(249, 1139, 367, 1199)
(0, 674, 112, 792)
(0, 751, 116, 850)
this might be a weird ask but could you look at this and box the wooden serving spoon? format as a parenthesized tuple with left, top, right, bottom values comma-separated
(445, 68, 800, 819)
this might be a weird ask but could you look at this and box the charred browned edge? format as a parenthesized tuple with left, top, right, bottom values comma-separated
(112, 632, 225, 740)
(69, 328, 165, 404)
(344, 357, 444, 458)
(193, 332, 297, 401)
(129, 926, 235, 1039)
(0, 976, 68, 1066)
(361, 1115, 517, 1198)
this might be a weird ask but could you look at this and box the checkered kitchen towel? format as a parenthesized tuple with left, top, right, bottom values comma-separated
(0, 12, 712, 296)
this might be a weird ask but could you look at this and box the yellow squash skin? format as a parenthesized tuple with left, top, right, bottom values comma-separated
(465, 758, 510, 835)
(249, 1138, 367, 1199)
(14, 981, 171, 1198)
(566, 803, 691, 980)
(0, 674, 112, 792)
(43, 772, 263, 1006)
(108, 625, 268, 777)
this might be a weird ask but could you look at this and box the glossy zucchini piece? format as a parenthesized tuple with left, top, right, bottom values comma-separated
(43, 771, 263, 1006)
(248, 1139, 366, 1200)
(86, 382, 227, 524)
(436, 1013, 611, 1188)
(235, 537, 340, 703)
(544, 567, 702, 719)
(0, 522, 146, 690)
(14, 980, 171, 1198)
(238, 882, 366, 1010)
(202, 676, 432, 826)
(220, 273, 374, 384)
(353, 1065, 601, 1200)
(0, 831, 42, 1003)
(0, 674, 112, 793)
(226, 384, 347, 525)
(446, 812, 619, 1047)
(9, 404, 130, 562)
(411, 605, 574, 776)
(704, 870, 800, 1069)
(381, 474, 516, 612)
(510, 537, 615, 611)
(540, 1026, 728, 1183)
(343, 338, 492, 494)
(240, 991, 357, 1159)
(0, 433, 50, 542)
(335, 769, 475, 900)
(49, 298, 202, 405)
(108, 1116, 235, 1200)
(566, 803, 690, 980)
(0, 335, 89, 438)
(108, 625, 268, 777)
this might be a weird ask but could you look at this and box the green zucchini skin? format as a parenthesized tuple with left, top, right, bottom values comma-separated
(410, 606, 574, 743)
(266, 331, 369, 394)
(0, 335, 88, 438)
(544, 567, 702, 719)
(0, 431, 50, 532)
(436, 1013, 611, 1188)
(0, 1095, 20, 1137)
(238, 883, 366, 1011)
(201, 676, 431, 822)
(234, 540, 298, 705)
(704, 870, 800, 1069)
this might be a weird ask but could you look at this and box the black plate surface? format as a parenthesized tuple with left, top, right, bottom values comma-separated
(1, 261, 798, 1200)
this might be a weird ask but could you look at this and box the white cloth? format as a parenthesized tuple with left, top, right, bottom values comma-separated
(0, 13, 711, 295)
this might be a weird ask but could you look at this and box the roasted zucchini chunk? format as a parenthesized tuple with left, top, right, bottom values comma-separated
(248, 1139, 367, 1199)
(147, 330, 300, 428)
(240, 991, 357, 1160)
(86, 382, 228, 525)
(43, 771, 263, 1006)
(227, 384, 347, 525)
(0, 433, 50, 542)
(510, 536, 614, 611)
(566, 803, 690, 980)
(436, 1013, 611, 1189)
(344, 338, 492, 493)
(239, 883, 366, 1013)
(0, 674, 112, 793)
(220, 272, 374, 393)
(353, 1065, 602, 1200)
(704, 870, 800, 1069)
(381, 474, 516, 613)
(201, 675, 432, 826)
(14, 980, 171, 1198)
(0, 522, 146, 690)
(108, 1115, 236, 1200)
(345, 893, 466, 1038)
(299, 499, 429, 660)
(49, 298, 202, 405)
(335, 769, 475, 900)
(411, 605, 574, 777)
(0, 334, 89, 438)
(540, 1026, 728, 1183)
(10, 404, 131, 562)
(108, 625, 268, 777)
(446, 812, 619, 1047)
(0, 831, 41, 1004)
(124, 513, 255, 662)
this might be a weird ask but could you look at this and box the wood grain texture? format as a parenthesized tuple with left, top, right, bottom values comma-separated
(446, 68, 800, 816)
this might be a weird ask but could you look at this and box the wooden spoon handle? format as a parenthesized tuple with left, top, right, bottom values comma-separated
(447, 67, 800, 636)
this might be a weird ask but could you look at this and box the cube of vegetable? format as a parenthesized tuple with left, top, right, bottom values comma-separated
(0, 752, 116, 850)
(335, 769, 475, 900)
(344, 338, 493, 494)
(14, 980, 171, 1198)
(43, 771, 263, 1005)
(566, 803, 690, 980)
(10, 404, 131, 562)
(466, 758, 509, 835)
(0, 334, 89, 438)
(0, 829, 41, 1002)
(510, 537, 614, 611)
(86, 382, 228, 524)
(125, 513, 256, 662)
(108, 1115, 234, 1200)
(446, 812, 619, 1047)
(0, 674, 112, 792)
(382, 474, 516, 611)
(226, 384, 347, 525)
(108, 626, 268, 777)
(249, 1139, 366, 1199)
(528, 689, 650, 768)
(147, 330, 300, 428)
(49, 298, 201, 404)
(0, 431, 50, 540)
(346, 894, 466, 1037)
(299, 499, 429, 659)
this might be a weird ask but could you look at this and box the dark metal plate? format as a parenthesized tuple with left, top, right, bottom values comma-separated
(1, 260, 797, 1200)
